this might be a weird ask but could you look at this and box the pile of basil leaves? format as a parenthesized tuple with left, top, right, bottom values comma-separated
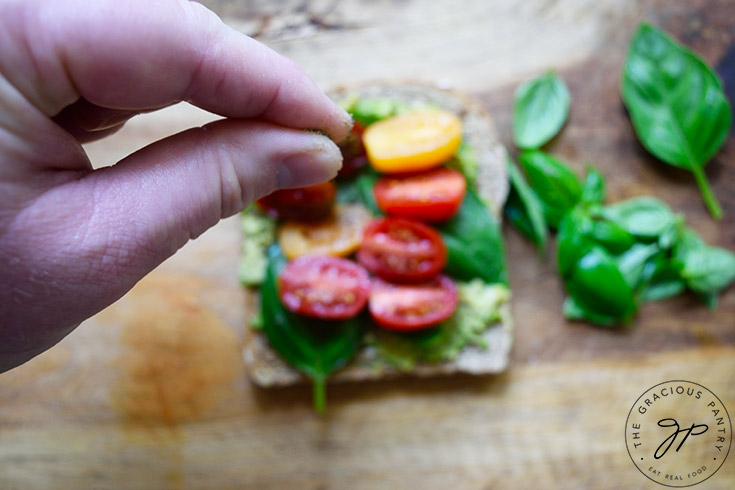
(505, 23, 735, 327)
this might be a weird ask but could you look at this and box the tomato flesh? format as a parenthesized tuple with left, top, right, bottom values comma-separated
(279, 204, 372, 260)
(357, 217, 446, 282)
(257, 181, 335, 221)
(279, 255, 370, 320)
(369, 275, 459, 331)
(374, 167, 467, 222)
(362, 110, 462, 174)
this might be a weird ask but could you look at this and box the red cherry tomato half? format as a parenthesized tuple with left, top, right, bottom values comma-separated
(369, 275, 459, 331)
(336, 122, 368, 179)
(279, 255, 371, 320)
(257, 181, 336, 221)
(357, 217, 447, 282)
(374, 167, 467, 222)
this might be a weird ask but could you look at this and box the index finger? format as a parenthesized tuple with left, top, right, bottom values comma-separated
(11, 0, 351, 141)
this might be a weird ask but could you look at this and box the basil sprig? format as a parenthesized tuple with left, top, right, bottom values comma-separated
(260, 245, 364, 412)
(621, 23, 732, 219)
(513, 71, 571, 149)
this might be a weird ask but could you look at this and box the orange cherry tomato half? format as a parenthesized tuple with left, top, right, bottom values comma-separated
(279, 204, 372, 260)
(374, 167, 467, 222)
(369, 275, 459, 331)
(357, 217, 447, 282)
(362, 110, 462, 174)
(257, 181, 336, 221)
(279, 255, 371, 320)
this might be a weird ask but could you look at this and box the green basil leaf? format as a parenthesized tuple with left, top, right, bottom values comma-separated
(563, 296, 626, 327)
(602, 196, 676, 240)
(348, 98, 412, 127)
(581, 166, 606, 204)
(513, 71, 571, 149)
(557, 206, 635, 274)
(437, 188, 508, 284)
(504, 158, 548, 253)
(672, 227, 706, 264)
(557, 207, 596, 277)
(621, 23, 731, 219)
(519, 150, 582, 228)
(679, 245, 735, 297)
(261, 246, 364, 412)
(638, 257, 686, 302)
(335, 168, 381, 215)
(564, 246, 638, 325)
(617, 243, 661, 289)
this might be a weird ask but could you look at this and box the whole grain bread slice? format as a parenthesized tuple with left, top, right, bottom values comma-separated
(243, 83, 512, 387)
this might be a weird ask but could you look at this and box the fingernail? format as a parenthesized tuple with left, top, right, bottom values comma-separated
(277, 142, 343, 189)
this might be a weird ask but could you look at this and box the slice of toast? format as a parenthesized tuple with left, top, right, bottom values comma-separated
(243, 83, 512, 387)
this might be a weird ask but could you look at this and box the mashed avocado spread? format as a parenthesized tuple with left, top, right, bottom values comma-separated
(238, 209, 276, 286)
(366, 280, 509, 370)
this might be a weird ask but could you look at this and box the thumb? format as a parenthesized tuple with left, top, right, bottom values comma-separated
(88, 118, 342, 259)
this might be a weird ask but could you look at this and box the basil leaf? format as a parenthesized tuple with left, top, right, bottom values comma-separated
(261, 246, 364, 412)
(638, 257, 686, 302)
(581, 166, 606, 204)
(437, 188, 508, 285)
(617, 243, 661, 289)
(513, 71, 571, 149)
(335, 168, 381, 215)
(679, 245, 735, 299)
(672, 227, 706, 264)
(563, 246, 638, 325)
(504, 158, 548, 253)
(519, 150, 582, 228)
(621, 23, 731, 219)
(603, 196, 676, 240)
(563, 296, 627, 327)
(349, 98, 412, 126)
(557, 205, 635, 272)
(671, 227, 735, 306)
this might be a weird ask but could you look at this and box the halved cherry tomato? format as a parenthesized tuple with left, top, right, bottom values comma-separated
(336, 121, 368, 179)
(362, 110, 462, 174)
(369, 275, 459, 331)
(279, 204, 372, 260)
(257, 181, 335, 221)
(357, 217, 447, 282)
(374, 167, 467, 222)
(279, 255, 371, 320)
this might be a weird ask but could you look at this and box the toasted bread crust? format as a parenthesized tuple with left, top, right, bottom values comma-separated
(243, 83, 512, 387)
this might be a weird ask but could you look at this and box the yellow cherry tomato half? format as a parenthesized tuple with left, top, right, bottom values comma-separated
(362, 110, 462, 173)
(279, 204, 373, 260)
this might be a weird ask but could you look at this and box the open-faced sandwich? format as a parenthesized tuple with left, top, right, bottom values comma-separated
(240, 84, 513, 410)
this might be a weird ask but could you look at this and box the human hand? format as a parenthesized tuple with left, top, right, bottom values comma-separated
(0, 0, 352, 371)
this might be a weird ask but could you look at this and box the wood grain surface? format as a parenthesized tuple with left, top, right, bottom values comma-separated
(1, 0, 734, 489)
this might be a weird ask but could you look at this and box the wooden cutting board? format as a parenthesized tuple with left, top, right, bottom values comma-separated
(1, 1, 734, 488)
